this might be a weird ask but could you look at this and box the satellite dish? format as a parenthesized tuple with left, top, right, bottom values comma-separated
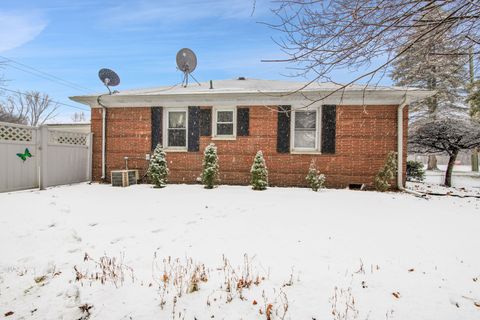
(98, 68, 120, 94)
(176, 48, 199, 87)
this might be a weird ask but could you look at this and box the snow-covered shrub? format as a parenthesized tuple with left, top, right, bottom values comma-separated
(250, 151, 268, 190)
(406, 160, 425, 181)
(305, 160, 326, 191)
(201, 143, 219, 189)
(147, 144, 169, 188)
(374, 151, 397, 192)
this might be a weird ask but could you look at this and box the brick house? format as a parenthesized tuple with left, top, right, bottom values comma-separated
(70, 78, 433, 189)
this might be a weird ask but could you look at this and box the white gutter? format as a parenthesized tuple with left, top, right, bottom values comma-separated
(97, 95, 107, 180)
(397, 97, 407, 190)
(101, 107, 106, 180)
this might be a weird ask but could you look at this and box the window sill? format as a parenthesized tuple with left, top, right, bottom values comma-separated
(211, 136, 237, 141)
(164, 148, 188, 153)
(290, 150, 323, 155)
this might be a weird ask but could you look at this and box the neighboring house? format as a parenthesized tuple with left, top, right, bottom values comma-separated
(70, 78, 433, 188)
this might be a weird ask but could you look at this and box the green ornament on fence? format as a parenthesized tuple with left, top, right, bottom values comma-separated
(16, 148, 32, 162)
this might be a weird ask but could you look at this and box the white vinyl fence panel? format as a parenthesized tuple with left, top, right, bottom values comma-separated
(0, 122, 92, 193)
(0, 123, 38, 192)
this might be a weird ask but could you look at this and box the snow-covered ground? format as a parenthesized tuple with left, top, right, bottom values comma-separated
(1, 183, 480, 319)
(424, 169, 480, 189)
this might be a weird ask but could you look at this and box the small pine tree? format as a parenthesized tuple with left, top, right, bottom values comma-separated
(374, 151, 397, 192)
(201, 143, 219, 189)
(147, 144, 169, 188)
(306, 160, 326, 191)
(250, 151, 268, 190)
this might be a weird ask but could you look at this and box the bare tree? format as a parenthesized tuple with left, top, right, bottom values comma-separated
(0, 105, 26, 124)
(0, 95, 26, 124)
(71, 111, 87, 123)
(2, 91, 59, 126)
(266, 1, 480, 90)
(409, 118, 480, 187)
(468, 80, 480, 119)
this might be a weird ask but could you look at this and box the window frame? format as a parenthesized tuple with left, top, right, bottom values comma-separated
(290, 107, 322, 153)
(212, 106, 237, 140)
(163, 107, 188, 151)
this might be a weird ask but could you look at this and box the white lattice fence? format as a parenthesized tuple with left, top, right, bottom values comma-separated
(48, 130, 88, 146)
(0, 122, 34, 143)
(0, 122, 92, 192)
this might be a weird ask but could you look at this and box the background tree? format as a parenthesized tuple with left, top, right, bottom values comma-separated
(267, 1, 479, 91)
(469, 80, 480, 123)
(391, 10, 466, 118)
(0, 91, 58, 126)
(409, 118, 480, 187)
(0, 101, 27, 124)
(390, 8, 467, 170)
(467, 48, 479, 172)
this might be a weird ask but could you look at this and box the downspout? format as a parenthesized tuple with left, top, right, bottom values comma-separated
(97, 95, 107, 180)
(397, 96, 424, 197)
(397, 96, 407, 190)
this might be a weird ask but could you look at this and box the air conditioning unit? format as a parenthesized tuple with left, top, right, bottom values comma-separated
(111, 170, 139, 187)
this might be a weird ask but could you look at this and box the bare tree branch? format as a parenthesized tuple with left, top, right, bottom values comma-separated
(263, 0, 479, 92)
(0, 91, 59, 126)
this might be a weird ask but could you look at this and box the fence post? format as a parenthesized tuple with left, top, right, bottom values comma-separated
(87, 133, 93, 181)
(39, 126, 49, 190)
(35, 127, 41, 189)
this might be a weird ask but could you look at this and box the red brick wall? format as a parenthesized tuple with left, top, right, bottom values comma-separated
(91, 105, 408, 188)
(91, 107, 151, 181)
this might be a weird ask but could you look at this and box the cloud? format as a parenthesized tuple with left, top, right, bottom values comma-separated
(0, 11, 47, 53)
(102, 0, 267, 27)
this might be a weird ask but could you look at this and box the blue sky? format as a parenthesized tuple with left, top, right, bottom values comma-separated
(0, 0, 386, 122)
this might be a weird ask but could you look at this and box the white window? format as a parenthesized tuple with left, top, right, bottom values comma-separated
(165, 109, 187, 149)
(292, 109, 320, 152)
(213, 107, 236, 138)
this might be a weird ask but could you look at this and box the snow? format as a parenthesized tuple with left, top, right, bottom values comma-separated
(1, 183, 480, 319)
(423, 168, 480, 189)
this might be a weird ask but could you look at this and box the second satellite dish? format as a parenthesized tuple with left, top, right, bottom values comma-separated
(98, 68, 120, 94)
(176, 48, 197, 73)
(176, 48, 199, 87)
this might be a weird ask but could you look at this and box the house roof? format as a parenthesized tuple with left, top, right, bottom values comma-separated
(70, 78, 435, 108)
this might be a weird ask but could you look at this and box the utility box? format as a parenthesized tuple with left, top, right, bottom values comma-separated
(111, 170, 139, 187)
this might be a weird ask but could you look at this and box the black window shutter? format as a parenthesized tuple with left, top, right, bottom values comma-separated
(151, 106, 163, 150)
(321, 105, 336, 154)
(199, 108, 212, 136)
(277, 105, 291, 153)
(237, 107, 249, 136)
(188, 106, 200, 152)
